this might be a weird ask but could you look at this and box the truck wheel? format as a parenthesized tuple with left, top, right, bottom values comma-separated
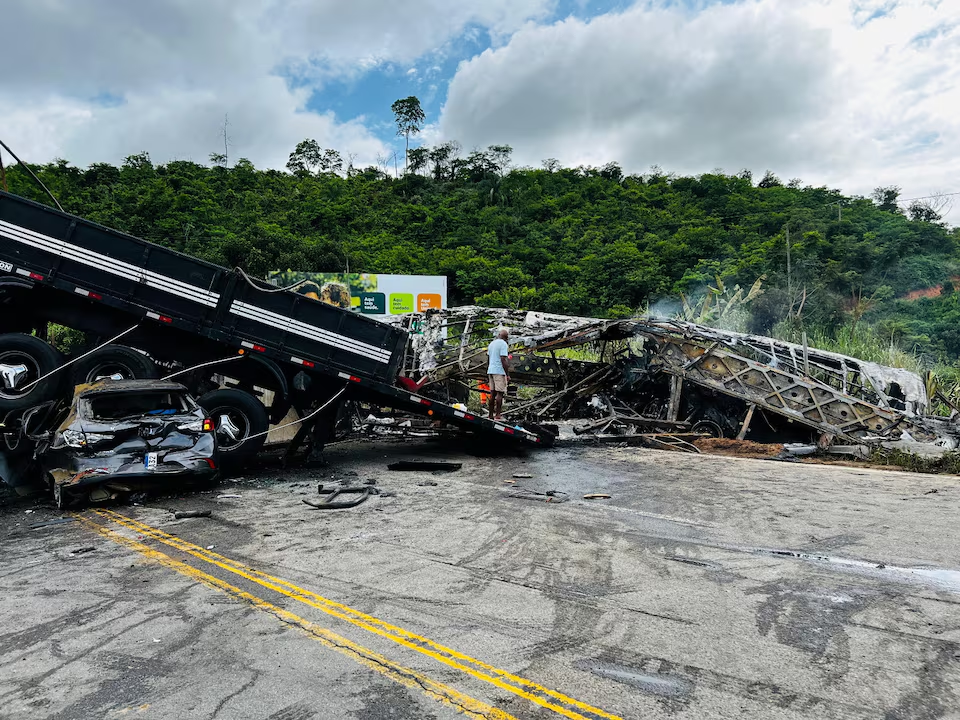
(0, 334, 62, 412)
(69, 345, 158, 387)
(198, 388, 269, 464)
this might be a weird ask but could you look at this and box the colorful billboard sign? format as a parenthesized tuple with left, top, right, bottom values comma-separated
(268, 272, 447, 316)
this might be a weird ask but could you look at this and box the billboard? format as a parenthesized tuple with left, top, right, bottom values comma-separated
(268, 272, 447, 316)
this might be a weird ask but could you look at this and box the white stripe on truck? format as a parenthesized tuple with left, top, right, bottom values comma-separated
(229, 300, 392, 364)
(0, 220, 220, 307)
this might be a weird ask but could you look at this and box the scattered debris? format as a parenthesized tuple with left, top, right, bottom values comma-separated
(583, 494, 612, 500)
(417, 481, 439, 487)
(506, 489, 569, 503)
(303, 486, 373, 509)
(388, 461, 462, 472)
(512, 473, 533, 479)
(29, 517, 74, 530)
(173, 510, 212, 519)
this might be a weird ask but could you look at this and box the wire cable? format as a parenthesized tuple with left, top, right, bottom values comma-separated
(234, 267, 307, 293)
(161, 355, 243, 381)
(242, 384, 349, 442)
(21, 324, 139, 391)
(0, 137, 65, 212)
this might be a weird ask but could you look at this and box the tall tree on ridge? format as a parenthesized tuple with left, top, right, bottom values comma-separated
(391, 96, 425, 173)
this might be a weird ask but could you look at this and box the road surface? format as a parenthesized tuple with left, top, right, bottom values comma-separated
(1, 440, 958, 719)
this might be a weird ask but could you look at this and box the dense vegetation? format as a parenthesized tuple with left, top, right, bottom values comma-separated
(3, 145, 959, 371)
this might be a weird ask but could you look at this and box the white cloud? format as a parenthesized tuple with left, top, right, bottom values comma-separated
(440, 0, 960, 221)
(0, 0, 550, 170)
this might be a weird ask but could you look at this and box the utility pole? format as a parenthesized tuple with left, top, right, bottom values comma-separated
(786, 223, 792, 314)
(219, 114, 231, 167)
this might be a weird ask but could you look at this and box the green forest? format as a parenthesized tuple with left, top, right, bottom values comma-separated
(3, 138, 959, 380)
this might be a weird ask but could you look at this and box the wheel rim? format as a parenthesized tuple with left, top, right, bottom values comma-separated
(209, 406, 251, 452)
(692, 420, 724, 439)
(85, 362, 136, 383)
(0, 351, 41, 400)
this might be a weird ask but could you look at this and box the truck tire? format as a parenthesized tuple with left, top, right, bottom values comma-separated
(198, 388, 269, 465)
(0, 334, 62, 412)
(69, 345, 158, 388)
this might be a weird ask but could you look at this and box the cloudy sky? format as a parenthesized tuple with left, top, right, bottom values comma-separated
(2, 0, 958, 221)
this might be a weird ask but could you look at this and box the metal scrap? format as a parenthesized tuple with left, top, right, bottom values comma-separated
(390, 307, 960, 451)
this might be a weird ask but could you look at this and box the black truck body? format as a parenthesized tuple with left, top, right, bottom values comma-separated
(0, 190, 548, 457)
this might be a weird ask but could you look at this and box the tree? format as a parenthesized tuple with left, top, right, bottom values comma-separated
(407, 147, 429, 175)
(908, 192, 953, 223)
(391, 96, 426, 172)
(209, 152, 227, 167)
(287, 139, 322, 175)
(757, 170, 782, 188)
(872, 186, 902, 213)
(318, 149, 343, 175)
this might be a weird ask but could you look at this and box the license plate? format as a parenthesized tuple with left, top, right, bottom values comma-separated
(0, 261, 12, 273)
(144, 452, 159, 470)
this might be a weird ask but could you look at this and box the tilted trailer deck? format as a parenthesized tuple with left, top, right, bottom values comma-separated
(0, 190, 550, 470)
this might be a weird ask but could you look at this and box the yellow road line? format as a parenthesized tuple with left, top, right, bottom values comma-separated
(95, 508, 622, 720)
(75, 514, 515, 720)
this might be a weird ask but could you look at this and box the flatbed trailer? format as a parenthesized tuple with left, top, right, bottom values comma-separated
(0, 190, 549, 465)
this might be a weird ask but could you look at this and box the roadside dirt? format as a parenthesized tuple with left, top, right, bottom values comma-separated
(694, 437, 784, 458)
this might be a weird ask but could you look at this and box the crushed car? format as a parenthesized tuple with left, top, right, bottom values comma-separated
(20, 380, 219, 509)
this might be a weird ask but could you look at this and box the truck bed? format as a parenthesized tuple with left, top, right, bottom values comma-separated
(0, 191, 551, 447)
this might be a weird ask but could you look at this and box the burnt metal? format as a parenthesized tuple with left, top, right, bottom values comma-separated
(391, 307, 960, 448)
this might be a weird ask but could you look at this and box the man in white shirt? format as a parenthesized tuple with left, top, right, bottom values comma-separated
(487, 329, 510, 420)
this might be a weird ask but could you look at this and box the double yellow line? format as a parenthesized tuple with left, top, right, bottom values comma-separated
(82, 509, 622, 720)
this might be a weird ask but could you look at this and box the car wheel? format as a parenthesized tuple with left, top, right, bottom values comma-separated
(68, 345, 158, 388)
(198, 388, 269, 465)
(0, 334, 63, 412)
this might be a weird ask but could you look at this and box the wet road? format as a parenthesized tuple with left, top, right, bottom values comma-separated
(1, 440, 959, 719)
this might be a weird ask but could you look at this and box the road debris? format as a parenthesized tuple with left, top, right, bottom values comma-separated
(506, 489, 569, 503)
(388, 461, 462, 472)
(173, 510, 212, 519)
(303, 486, 373, 509)
(583, 494, 612, 500)
(28, 517, 74, 530)
(512, 473, 533, 479)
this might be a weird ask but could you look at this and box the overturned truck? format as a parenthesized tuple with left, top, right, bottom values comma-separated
(393, 307, 960, 449)
(0, 191, 550, 493)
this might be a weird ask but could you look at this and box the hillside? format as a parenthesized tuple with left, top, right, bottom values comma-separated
(4, 149, 959, 361)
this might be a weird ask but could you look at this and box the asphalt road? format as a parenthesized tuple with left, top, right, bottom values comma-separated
(1, 440, 959, 719)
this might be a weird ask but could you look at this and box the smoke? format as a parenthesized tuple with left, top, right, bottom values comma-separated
(647, 298, 682, 320)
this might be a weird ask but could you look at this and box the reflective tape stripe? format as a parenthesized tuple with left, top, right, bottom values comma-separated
(229, 301, 392, 364)
(0, 220, 219, 307)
